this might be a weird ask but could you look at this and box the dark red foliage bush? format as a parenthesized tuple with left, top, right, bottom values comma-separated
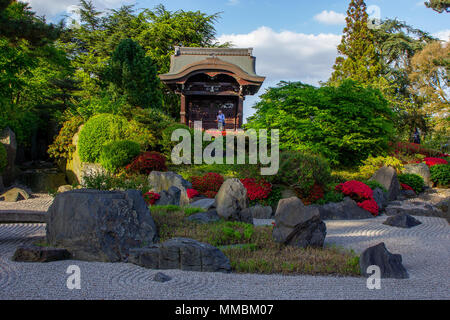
(187, 188, 200, 199)
(203, 191, 218, 199)
(240, 178, 272, 201)
(191, 172, 224, 194)
(400, 183, 415, 192)
(126, 151, 167, 175)
(423, 157, 448, 167)
(357, 199, 379, 216)
(143, 191, 160, 206)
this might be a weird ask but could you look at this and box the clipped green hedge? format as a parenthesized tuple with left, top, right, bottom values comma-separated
(99, 140, 141, 173)
(78, 114, 154, 163)
(430, 164, 450, 187)
(0, 143, 7, 174)
(398, 173, 425, 194)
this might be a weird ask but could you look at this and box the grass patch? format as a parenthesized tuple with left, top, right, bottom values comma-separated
(183, 207, 206, 216)
(150, 204, 181, 215)
(152, 209, 361, 276)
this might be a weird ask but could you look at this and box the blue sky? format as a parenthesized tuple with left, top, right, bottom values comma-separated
(26, 0, 450, 121)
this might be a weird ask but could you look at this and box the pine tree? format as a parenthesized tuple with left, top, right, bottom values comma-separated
(329, 0, 383, 86)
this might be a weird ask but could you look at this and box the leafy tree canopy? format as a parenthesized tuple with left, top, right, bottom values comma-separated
(425, 0, 450, 13)
(245, 80, 395, 166)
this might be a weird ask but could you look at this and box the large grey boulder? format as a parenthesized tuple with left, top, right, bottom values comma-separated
(370, 166, 401, 201)
(215, 178, 249, 222)
(12, 245, 71, 262)
(129, 238, 231, 273)
(312, 197, 374, 220)
(272, 197, 326, 248)
(46, 189, 158, 262)
(360, 242, 408, 279)
(148, 171, 192, 206)
(0, 127, 17, 186)
(383, 213, 422, 228)
(403, 163, 432, 187)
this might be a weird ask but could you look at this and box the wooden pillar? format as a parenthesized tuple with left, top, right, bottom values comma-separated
(237, 95, 244, 129)
(180, 94, 187, 125)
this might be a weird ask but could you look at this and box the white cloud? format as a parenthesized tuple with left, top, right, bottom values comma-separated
(313, 10, 346, 25)
(433, 29, 450, 41)
(217, 26, 341, 121)
(227, 0, 240, 5)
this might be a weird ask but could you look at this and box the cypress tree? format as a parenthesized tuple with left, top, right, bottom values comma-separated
(329, 0, 383, 86)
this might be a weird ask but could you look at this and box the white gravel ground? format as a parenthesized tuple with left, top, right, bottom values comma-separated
(0, 216, 449, 300)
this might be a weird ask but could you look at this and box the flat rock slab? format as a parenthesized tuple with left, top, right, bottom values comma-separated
(129, 237, 231, 273)
(385, 200, 444, 218)
(383, 213, 422, 228)
(0, 211, 47, 223)
(360, 242, 408, 279)
(312, 197, 374, 220)
(12, 245, 71, 262)
(189, 198, 216, 210)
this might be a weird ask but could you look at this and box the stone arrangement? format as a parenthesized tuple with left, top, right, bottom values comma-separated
(215, 178, 251, 223)
(129, 238, 231, 272)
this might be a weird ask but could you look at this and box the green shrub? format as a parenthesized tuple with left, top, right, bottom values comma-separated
(430, 164, 450, 187)
(161, 122, 192, 160)
(82, 171, 151, 193)
(398, 173, 425, 194)
(78, 113, 154, 163)
(316, 190, 344, 205)
(0, 143, 7, 174)
(48, 116, 84, 160)
(99, 140, 140, 173)
(268, 151, 332, 197)
(184, 207, 206, 216)
(358, 155, 404, 179)
(361, 179, 387, 192)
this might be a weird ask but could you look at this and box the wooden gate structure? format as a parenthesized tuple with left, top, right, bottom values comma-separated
(160, 47, 265, 130)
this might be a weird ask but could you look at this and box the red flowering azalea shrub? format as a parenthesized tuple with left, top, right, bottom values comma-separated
(423, 157, 448, 167)
(126, 151, 167, 175)
(335, 180, 379, 216)
(187, 188, 200, 199)
(357, 199, 379, 216)
(143, 191, 160, 206)
(335, 180, 373, 201)
(191, 173, 224, 194)
(240, 178, 272, 201)
(400, 183, 415, 193)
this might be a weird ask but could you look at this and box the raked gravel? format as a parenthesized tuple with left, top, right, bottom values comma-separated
(0, 215, 448, 300)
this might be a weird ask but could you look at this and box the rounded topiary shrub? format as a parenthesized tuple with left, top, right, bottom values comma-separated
(99, 140, 141, 173)
(0, 143, 7, 174)
(78, 114, 128, 163)
(398, 173, 425, 194)
(430, 164, 450, 187)
(125, 151, 167, 175)
(268, 150, 332, 198)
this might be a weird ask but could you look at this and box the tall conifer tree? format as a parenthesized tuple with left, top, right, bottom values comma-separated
(329, 0, 382, 86)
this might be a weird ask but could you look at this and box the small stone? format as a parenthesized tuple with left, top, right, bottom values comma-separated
(187, 210, 220, 224)
(57, 185, 73, 193)
(383, 213, 422, 228)
(153, 272, 172, 283)
(0, 187, 30, 202)
(12, 245, 71, 262)
(360, 242, 408, 279)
